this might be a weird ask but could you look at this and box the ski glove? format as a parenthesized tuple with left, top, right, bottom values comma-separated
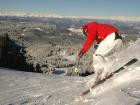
(78, 50, 85, 59)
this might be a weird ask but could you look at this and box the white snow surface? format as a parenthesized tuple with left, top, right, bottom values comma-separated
(0, 39, 140, 105)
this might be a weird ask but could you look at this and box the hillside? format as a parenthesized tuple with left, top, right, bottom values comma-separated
(0, 39, 140, 105)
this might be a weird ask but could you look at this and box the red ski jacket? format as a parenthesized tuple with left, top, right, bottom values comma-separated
(80, 21, 118, 54)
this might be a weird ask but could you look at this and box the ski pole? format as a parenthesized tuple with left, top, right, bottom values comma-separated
(74, 58, 80, 73)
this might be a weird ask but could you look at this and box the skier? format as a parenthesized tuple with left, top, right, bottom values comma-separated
(78, 21, 123, 83)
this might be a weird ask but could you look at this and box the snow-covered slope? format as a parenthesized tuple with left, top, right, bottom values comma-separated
(0, 39, 140, 105)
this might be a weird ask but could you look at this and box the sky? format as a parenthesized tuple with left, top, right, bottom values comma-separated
(0, 0, 140, 17)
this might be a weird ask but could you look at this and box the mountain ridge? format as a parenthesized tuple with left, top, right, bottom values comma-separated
(0, 11, 140, 22)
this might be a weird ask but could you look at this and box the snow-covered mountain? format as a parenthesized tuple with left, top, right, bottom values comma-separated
(0, 11, 62, 18)
(0, 11, 140, 22)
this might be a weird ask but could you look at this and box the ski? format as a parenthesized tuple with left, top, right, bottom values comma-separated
(80, 58, 138, 96)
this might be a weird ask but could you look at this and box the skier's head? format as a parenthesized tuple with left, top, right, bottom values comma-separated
(82, 21, 98, 37)
(82, 25, 88, 36)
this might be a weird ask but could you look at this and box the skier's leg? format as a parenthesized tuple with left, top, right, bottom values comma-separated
(93, 33, 123, 80)
(93, 54, 108, 82)
(95, 33, 123, 57)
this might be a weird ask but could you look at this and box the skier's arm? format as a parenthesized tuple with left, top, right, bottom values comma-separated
(78, 32, 96, 57)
